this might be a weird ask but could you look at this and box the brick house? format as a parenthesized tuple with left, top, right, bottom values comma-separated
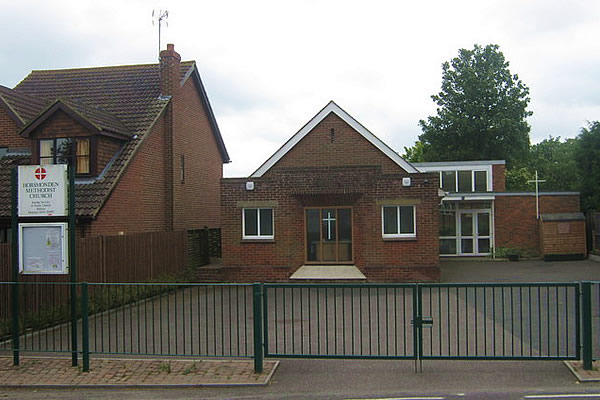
(0, 44, 229, 238)
(220, 102, 585, 282)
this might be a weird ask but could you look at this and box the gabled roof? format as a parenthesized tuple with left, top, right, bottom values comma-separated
(0, 85, 47, 125)
(20, 98, 132, 140)
(0, 60, 229, 219)
(250, 101, 419, 178)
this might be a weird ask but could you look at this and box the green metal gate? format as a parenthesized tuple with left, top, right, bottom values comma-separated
(263, 283, 416, 359)
(262, 282, 580, 362)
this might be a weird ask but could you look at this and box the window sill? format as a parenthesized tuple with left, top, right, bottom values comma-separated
(383, 236, 417, 242)
(241, 239, 275, 243)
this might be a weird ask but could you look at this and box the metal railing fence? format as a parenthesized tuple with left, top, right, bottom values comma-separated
(86, 283, 254, 357)
(2, 280, 600, 373)
(0, 282, 76, 355)
(1, 282, 255, 372)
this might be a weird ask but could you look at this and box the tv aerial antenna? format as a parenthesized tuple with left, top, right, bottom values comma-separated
(152, 9, 169, 58)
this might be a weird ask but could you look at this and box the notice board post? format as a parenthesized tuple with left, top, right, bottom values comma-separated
(12, 164, 77, 366)
(68, 164, 77, 367)
(10, 169, 19, 366)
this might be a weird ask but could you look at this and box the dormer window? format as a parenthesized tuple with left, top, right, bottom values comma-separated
(39, 138, 91, 175)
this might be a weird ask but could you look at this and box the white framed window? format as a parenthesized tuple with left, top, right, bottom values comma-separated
(382, 205, 416, 238)
(439, 169, 489, 192)
(242, 208, 274, 239)
(39, 138, 91, 175)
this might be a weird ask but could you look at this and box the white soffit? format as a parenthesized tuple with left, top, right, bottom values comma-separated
(250, 101, 419, 177)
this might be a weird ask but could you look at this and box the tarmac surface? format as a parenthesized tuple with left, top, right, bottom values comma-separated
(440, 257, 600, 282)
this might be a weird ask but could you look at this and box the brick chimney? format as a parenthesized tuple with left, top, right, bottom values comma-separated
(159, 43, 181, 97)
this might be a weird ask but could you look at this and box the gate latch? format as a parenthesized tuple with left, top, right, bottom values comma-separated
(411, 316, 434, 328)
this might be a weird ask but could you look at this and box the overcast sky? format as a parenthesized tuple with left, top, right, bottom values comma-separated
(2, 0, 599, 177)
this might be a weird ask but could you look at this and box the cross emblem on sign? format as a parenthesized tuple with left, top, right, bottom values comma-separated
(34, 167, 47, 180)
(323, 211, 336, 240)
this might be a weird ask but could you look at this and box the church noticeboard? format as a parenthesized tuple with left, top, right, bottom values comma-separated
(19, 223, 69, 274)
(18, 165, 68, 217)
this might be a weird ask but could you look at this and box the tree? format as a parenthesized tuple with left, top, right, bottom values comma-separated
(419, 44, 532, 167)
(401, 140, 427, 163)
(575, 121, 600, 211)
(505, 137, 580, 191)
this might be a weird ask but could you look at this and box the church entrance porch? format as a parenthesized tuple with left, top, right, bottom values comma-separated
(305, 207, 353, 264)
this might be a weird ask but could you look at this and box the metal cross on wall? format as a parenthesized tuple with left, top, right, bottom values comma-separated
(323, 211, 336, 240)
(527, 170, 546, 219)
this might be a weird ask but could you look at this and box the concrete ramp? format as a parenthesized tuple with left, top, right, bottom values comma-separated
(290, 265, 366, 281)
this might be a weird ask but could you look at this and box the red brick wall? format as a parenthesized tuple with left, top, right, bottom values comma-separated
(492, 164, 505, 192)
(0, 109, 30, 149)
(87, 115, 168, 236)
(495, 194, 581, 255)
(265, 113, 406, 176)
(222, 167, 440, 282)
(172, 77, 223, 230)
(540, 220, 586, 256)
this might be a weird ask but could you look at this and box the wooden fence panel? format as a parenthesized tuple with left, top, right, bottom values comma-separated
(151, 231, 187, 279)
(1, 231, 188, 319)
(78, 236, 104, 283)
(1, 230, 187, 284)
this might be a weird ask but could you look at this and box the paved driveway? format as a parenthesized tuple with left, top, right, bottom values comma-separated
(441, 258, 600, 282)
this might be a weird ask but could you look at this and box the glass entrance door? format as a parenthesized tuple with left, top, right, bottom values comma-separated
(458, 211, 491, 255)
(306, 208, 352, 263)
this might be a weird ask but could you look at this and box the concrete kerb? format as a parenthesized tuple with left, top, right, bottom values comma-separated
(565, 360, 600, 382)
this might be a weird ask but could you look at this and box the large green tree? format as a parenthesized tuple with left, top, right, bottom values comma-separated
(418, 44, 532, 166)
(575, 121, 600, 211)
(505, 136, 580, 191)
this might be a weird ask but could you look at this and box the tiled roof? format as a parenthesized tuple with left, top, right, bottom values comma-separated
(14, 62, 196, 134)
(0, 153, 31, 217)
(0, 85, 48, 124)
(0, 60, 224, 219)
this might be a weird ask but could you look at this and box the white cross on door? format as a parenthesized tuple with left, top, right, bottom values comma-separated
(323, 211, 336, 240)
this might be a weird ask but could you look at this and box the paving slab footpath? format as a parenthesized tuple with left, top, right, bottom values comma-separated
(0, 357, 278, 387)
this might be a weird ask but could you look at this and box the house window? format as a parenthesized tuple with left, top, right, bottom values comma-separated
(243, 208, 274, 239)
(382, 205, 416, 238)
(39, 138, 90, 174)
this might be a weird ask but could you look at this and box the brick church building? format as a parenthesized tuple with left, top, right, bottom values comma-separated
(220, 101, 585, 282)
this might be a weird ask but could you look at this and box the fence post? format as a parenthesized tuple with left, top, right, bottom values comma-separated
(253, 283, 264, 373)
(582, 281, 593, 370)
(81, 283, 90, 372)
(10, 282, 19, 366)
